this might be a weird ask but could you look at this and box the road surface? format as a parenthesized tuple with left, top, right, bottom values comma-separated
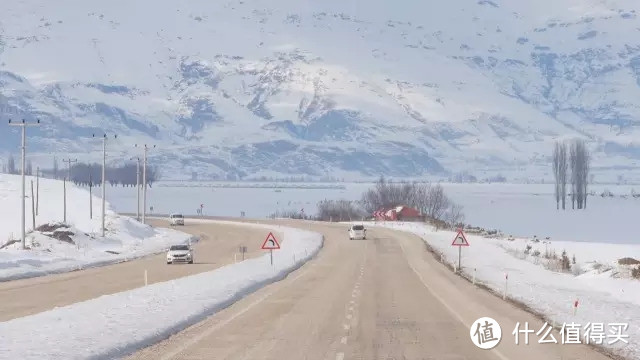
(126, 221, 613, 360)
(0, 219, 275, 321)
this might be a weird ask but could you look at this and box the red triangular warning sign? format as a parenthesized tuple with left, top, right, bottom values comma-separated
(451, 230, 469, 246)
(261, 232, 280, 250)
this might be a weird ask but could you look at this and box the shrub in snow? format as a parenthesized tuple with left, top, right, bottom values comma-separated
(617, 257, 640, 266)
(571, 263, 584, 276)
(561, 250, 571, 271)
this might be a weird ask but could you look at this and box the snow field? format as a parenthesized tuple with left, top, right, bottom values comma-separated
(361, 221, 640, 359)
(0, 220, 323, 360)
(0, 174, 194, 281)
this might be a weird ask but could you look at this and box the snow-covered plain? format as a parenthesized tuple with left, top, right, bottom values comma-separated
(108, 180, 640, 244)
(362, 220, 639, 359)
(0, 174, 193, 281)
(0, 220, 323, 360)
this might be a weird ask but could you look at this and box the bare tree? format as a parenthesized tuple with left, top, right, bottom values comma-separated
(53, 157, 59, 179)
(425, 184, 450, 220)
(568, 138, 590, 210)
(559, 142, 568, 210)
(445, 203, 465, 228)
(575, 140, 584, 209)
(26, 160, 33, 176)
(574, 139, 590, 209)
(582, 143, 590, 209)
(552, 142, 561, 209)
(7, 154, 16, 175)
(358, 178, 457, 223)
(569, 142, 577, 209)
(315, 199, 364, 221)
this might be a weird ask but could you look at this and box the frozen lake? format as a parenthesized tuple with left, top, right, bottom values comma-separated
(102, 181, 640, 244)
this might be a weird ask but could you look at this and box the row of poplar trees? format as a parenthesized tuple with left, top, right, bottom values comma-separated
(552, 138, 591, 210)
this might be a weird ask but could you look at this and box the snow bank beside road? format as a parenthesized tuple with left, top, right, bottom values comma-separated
(0, 174, 193, 281)
(0, 221, 323, 360)
(364, 221, 638, 359)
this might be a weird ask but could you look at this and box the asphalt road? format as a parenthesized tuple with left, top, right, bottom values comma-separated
(126, 221, 613, 360)
(0, 219, 276, 322)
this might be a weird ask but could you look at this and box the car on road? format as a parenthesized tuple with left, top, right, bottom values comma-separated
(166, 244, 194, 264)
(348, 224, 367, 240)
(169, 213, 185, 226)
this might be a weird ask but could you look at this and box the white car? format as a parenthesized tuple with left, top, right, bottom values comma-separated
(166, 244, 194, 264)
(349, 224, 366, 240)
(169, 213, 184, 226)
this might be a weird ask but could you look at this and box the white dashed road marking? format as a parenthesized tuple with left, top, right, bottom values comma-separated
(336, 352, 345, 360)
(340, 336, 347, 344)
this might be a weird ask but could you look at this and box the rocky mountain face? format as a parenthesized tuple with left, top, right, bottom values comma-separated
(0, 0, 639, 181)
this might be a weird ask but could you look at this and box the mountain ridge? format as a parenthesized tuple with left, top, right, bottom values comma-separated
(0, 0, 639, 181)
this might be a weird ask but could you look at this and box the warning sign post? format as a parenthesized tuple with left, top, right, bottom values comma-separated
(451, 229, 469, 272)
(261, 232, 280, 265)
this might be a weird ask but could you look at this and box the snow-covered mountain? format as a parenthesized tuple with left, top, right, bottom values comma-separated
(1, 0, 640, 180)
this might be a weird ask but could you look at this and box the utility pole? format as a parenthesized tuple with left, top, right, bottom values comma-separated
(135, 144, 155, 225)
(89, 165, 93, 219)
(36, 166, 40, 216)
(62, 158, 77, 223)
(8, 119, 40, 250)
(93, 134, 117, 237)
(63, 176, 67, 223)
(31, 180, 35, 229)
(130, 157, 141, 221)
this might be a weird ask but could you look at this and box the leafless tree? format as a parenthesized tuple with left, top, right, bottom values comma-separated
(315, 199, 365, 221)
(53, 157, 59, 179)
(559, 142, 568, 210)
(360, 176, 426, 213)
(26, 160, 33, 176)
(582, 143, 590, 209)
(445, 203, 465, 228)
(425, 184, 450, 220)
(552, 142, 561, 209)
(358, 177, 457, 223)
(7, 154, 16, 174)
(569, 142, 577, 209)
(569, 138, 590, 210)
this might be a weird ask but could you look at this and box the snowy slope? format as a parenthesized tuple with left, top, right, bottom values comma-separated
(363, 221, 639, 359)
(0, 221, 323, 360)
(1, 0, 640, 179)
(0, 174, 193, 281)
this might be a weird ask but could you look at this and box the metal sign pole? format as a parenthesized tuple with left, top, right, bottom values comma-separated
(458, 246, 462, 272)
(270, 249, 273, 265)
